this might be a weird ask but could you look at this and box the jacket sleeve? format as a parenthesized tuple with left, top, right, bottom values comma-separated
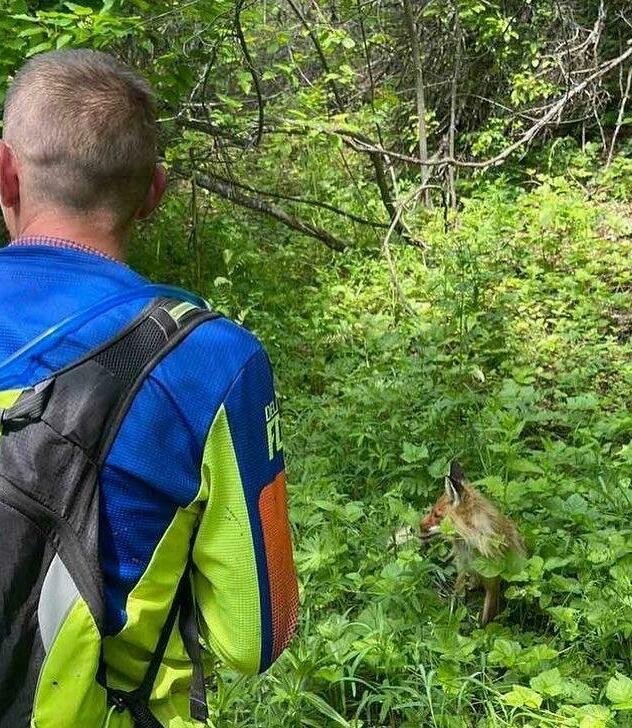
(191, 346, 298, 675)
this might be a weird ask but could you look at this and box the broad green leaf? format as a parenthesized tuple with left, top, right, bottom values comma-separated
(401, 442, 429, 463)
(428, 458, 449, 478)
(580, 715, 610, 728)
(543, 555, 574, 571)
(56, 33, 73, 48)
(18, 27, 45, 38)
(519, 644, 559, 675)
(25, 41, 53, 57)
(530, 667, 563, 697)
(63, 2, 93, 15)
(562, 678, 595, 705)
(10, 14, 40, 22)
(576, 705, 613, 728)
(472, 555, 503, 578)
(607, 673, 632, 710)
(503, 685, 543, 709)
(488, 638, 522, 667)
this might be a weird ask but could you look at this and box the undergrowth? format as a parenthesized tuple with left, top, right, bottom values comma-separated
(133, 150, 632, 727)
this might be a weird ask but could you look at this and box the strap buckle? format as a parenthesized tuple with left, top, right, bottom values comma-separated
(0, 378, 53, 432)
(107, 689, 129, 713)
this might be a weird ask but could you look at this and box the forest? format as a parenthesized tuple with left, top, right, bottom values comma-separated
(1, 0, 631, 726)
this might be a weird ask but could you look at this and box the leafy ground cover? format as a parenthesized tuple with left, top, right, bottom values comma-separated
(133, 150, 632, 727)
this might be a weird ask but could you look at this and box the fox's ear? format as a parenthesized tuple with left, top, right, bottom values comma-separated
(449, 461, 466, 485)
(444, 476, 461, 506)
(445, 461, 466, 504)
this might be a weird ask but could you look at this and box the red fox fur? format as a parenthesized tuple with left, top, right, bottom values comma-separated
(420, 462, 526, 626)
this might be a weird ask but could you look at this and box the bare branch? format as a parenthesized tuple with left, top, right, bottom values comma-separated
(606, 62, 632, 168)
(193, 172, 347, 251)
(235, 0, 264, 146)
(203, 170, 389, 228)
(402, 0, 431, 203)
(402, 0, 430, 205)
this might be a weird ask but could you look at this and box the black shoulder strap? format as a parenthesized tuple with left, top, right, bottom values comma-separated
(0, 297, 220, 450)
(93, 298, 214, 726)
(92, 297, 220, 464)
(108, 559, 208, 726)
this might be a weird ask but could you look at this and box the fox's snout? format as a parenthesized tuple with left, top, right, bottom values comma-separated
(419, 515, 442, 540)
(419, 494, 450, 540)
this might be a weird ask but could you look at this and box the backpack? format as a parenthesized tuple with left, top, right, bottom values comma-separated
(0, 297, 218, 727)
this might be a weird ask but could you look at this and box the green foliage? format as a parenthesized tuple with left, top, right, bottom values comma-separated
(130, 156, 632, 726)
(0, 0, 140, 101)
(1, 1, 631, 724)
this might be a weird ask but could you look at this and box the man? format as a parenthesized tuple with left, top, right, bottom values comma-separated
(0, 49, 298, 726)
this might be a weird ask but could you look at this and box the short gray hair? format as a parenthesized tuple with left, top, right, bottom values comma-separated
(3, 49, 157, 222)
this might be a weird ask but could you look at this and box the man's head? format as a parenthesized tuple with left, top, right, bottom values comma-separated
(0, 49, 166, 242)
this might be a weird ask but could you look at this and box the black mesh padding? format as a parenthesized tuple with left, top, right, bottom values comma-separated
(92, 317, 171, 390)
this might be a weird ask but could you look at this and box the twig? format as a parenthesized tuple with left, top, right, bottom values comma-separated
(235, 0, 264, 146)
(606, 62, 632, 168)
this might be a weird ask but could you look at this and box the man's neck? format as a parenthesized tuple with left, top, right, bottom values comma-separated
(15, 214, 128, 262)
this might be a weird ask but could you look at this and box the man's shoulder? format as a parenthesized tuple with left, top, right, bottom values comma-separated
(184, 313, 266, 373)
(154, 312, 269, 417)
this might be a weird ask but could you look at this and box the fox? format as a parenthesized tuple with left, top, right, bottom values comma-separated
(419, 461, 526, 626)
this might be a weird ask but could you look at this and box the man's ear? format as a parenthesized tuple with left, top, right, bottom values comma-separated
(0, 142, 21, 209)
(136, 164, 167, 220)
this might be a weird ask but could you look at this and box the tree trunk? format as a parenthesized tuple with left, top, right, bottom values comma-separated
(402, 0, 431, 205)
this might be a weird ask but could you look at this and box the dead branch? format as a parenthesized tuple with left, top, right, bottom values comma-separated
(606, 62, 632, 168)
(194, 172, 347, 251)
(203, 170, 389, 228)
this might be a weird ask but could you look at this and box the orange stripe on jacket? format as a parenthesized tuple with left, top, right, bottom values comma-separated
(258, 472, 299, 661)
